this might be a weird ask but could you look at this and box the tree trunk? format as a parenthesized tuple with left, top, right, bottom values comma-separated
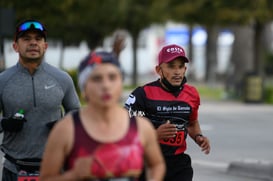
(205, 26, 218, 83)
(187, 25, 195, 81)
(0, 36, 5, 72)
(253, 21, 265, 77)
(59, 42, 65, 70)
(132, 33, 138, 86)
(226, 25, 254, 97)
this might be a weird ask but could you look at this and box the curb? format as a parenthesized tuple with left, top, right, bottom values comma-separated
(227, 160, 273, 181)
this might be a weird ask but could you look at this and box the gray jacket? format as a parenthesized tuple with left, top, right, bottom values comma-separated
(0, 61, 80, 173)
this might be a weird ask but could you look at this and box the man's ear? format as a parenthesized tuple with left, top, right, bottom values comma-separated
(12, 42, 19, 53)
(155, 65, 162, 77)
(44, 42, 48, 50)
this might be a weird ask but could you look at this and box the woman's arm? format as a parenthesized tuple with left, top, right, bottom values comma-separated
(138, 117, 166, 181)
(39, 115, 77, 181)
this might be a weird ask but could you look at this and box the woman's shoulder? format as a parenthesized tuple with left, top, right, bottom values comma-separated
(50, 113, 75, 141)
(134, 116, 156, 137)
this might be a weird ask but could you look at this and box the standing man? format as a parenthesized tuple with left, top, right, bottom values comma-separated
(125, 44, 210, 181)
(0, 19, 80, 181)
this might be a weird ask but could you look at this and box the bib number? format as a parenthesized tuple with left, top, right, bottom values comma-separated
(160, 131, 185, 146)
(17, 176, 39, 181)
(18, 171, 39, 181)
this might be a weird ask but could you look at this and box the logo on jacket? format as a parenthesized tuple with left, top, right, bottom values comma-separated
(45, 84, 56, 90)
(125, 94, 136, 106)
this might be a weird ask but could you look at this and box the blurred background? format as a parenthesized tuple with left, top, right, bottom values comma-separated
(1, 0, 273, 103)
(1, 1, 273, 180)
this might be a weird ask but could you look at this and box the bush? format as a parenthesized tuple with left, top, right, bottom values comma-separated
(66, 68, 80, 96)
(264, 85, 273, 104)
(195, 84, 224, 101)
(265, 53, 273, 75)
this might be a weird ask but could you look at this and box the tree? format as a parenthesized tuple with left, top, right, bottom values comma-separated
(154, 0, 222, 82)
(2, 0, 161, 86)
(164, 0, 273, 98)
(1, 0, 123, 47)
(4, 0, 273, 89)
(114, 0, 161, 86)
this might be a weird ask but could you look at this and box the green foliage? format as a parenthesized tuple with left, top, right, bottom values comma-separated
(195, 84, 224, 101)
(264, 84, 273, 104)
(164, 0, 273, 26)
(66, 68, 80, 97)
(265, 53, 273, 75)
(3, 0, 273, 48)
(1, 0, 159, 48)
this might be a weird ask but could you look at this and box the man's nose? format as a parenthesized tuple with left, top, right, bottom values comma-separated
(174, 67, 181, 74)
(29, 38, 38, 44)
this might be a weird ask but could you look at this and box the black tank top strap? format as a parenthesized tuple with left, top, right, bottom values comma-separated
(82, 177, 137, 181)
(129, 116, 136, 123)
(71, 110, 81, 126)
(126, 116, 139, 139)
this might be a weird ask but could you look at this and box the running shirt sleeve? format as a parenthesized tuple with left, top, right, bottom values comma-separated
(61, 73, 81, 113)
(124, 87, 146, 117)
(45, 63, 80, 114)
(188, 86, 200, 122)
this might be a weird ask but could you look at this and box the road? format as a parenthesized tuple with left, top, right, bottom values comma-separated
(187, 100, 273, 181)
(0, 99, 273, 180)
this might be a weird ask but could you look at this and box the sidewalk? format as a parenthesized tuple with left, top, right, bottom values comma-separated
(227, 160, 273, 180)
(192, 99, 273, 181)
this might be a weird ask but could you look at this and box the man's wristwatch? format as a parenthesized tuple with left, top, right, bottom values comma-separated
(194, 134, 203, 142)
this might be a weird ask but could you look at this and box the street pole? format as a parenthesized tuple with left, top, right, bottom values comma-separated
(0, 8, 15, 72)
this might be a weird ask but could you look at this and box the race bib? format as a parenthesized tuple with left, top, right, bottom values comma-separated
(17, 175, 39, 181)
(159, 131, 185, 146)
(93, 178, 135, 181)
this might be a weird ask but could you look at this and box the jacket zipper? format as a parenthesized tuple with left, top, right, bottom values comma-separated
(32, 77, 37, 107)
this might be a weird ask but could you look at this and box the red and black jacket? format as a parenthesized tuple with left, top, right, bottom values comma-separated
(125, 79, 200, 156)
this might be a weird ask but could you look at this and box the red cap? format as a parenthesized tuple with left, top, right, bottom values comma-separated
(158, 44, 189, 65)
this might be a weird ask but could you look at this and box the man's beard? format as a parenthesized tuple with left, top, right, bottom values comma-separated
(21, 54, 44, 63)
(161, 76, 183, 92)
(160, 68, 186, 92)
